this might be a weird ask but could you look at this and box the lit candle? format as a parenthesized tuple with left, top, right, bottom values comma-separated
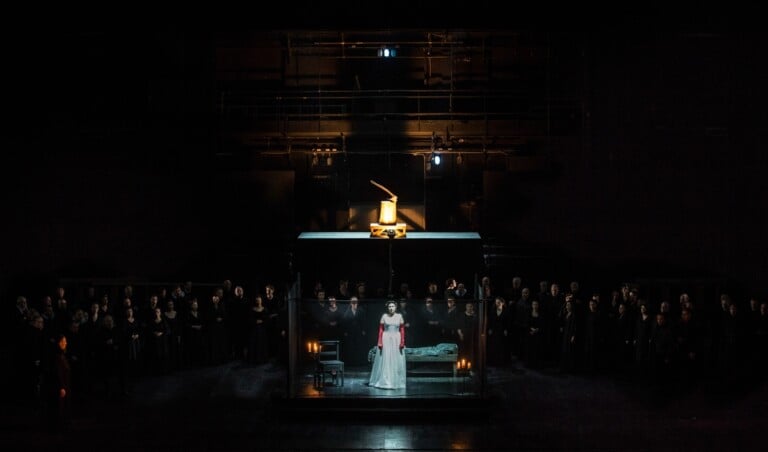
(467, 361, 472, 370)
(307, 342, 312, 353)
(461, 358, 466, 369)
(313, 343, 318, 354)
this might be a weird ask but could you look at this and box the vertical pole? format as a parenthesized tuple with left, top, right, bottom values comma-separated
(387, 234, 394, 298)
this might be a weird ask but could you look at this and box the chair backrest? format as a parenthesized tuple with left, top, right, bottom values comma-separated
(317, 340, 341, 361)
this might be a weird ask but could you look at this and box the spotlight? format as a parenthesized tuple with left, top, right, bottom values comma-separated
(377, 47, 397, 58)
(431, 153, 441, 166)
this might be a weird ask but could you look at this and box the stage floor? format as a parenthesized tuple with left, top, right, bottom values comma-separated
(5, 358, 767, 451)
(293, 367, 479, 398)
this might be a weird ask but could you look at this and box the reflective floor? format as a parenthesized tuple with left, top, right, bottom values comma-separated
(4, 359, 767, 451)
(294, 366, 479, 399)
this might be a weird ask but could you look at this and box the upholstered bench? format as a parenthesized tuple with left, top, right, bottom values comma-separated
(368, 343, 459, 377)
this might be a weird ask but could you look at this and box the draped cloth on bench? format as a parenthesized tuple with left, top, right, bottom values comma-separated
(368, 343, 458, 363)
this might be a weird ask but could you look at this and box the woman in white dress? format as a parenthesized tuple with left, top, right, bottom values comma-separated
(369, 300, 407, 389)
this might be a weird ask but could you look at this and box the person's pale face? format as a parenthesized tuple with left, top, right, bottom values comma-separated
(387, 303, 397, 314)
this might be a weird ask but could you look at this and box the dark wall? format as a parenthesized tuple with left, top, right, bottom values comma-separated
(3, 23, 768, 303)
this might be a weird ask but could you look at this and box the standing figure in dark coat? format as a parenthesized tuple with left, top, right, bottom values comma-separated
(229, 286, 249, 361)
(418, 297, 443, 347)
(248, 295, 270, 365)
(206, 294, 229, 365)
(184, 299, 205, 367)
(718, 303, 745, 379)
(487, 297, 510, 367)
(44, 334, 71, 433)
(675, 307, 704, 387)
(649, 312, 674, 388)
(263, 284, 283, 363)
(633, 303, 653, 373)
(121, 307, 143, 384)
(322, 296, 344, 340)
(581, 299, 604, 373)
(94, 315, 123, 397)
(525, 300, 547, 369)
(442, 296, 462, 344)
(559, 300, 578, 373)
(611, 303, 635, 373)
(145, 307, 170, 374)
(341, 296, 367, 365)
(163, 300, 182, 371)
(459, 302, 478, 364)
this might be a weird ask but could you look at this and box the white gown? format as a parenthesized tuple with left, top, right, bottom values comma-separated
(368, 312, 407, 389)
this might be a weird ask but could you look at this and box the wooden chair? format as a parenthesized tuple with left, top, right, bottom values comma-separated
(314, 340, 344, 388)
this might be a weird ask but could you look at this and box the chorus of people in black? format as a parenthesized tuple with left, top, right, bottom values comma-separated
(8, 277, 768, 431)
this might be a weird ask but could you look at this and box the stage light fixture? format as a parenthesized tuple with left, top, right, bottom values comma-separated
(377, 47, 397, 58)
(369, 180, 406, 238)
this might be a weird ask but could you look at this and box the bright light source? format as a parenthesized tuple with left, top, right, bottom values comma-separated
(432, 153, 441, 166)
(378, 47, 396, 58)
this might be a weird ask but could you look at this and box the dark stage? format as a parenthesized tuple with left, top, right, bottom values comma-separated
(4, 9, 768, 452)
(3, 358, 766, 451)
